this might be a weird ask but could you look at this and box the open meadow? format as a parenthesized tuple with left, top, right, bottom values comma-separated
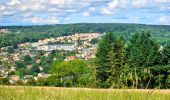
(0, 86, 170, 100)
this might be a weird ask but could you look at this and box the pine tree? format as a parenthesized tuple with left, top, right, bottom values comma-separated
(128, 31, 158, 67)
(117, 36, 127, 88)
(95, 33, 118, 88)
(118, 36, 126, 68)
(127, 31, 159, 88)
(95, 33, 125, 88)
(106, 43, 119, 87)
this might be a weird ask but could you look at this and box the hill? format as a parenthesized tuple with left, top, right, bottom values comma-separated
(0, 23, 170, 47)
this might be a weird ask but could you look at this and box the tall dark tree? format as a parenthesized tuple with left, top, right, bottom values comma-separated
(118, 36, 126, 67)
(128, 31, 158, 67)
(127, 31, 160, 88)
(95, 33, 123, 88)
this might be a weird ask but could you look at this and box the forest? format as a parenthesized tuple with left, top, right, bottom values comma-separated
(0, 23, 170, 47)
(95, 31, 170, 89)
(1, 31, 170, 89)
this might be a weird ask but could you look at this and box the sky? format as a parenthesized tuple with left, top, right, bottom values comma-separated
(0, 0, 170, 26)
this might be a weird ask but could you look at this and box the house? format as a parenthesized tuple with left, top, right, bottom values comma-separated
(18, 42, 30, 47)
(76, 54, 81, 58)
(24, 75, 33, 79)
(36, 59, 41, 64)
(13, 55, 19, 61)
(27, 65, 32, 69)
(9, 67, 15, 72)
(10, 75, 20, 84)
(39, 66, 43, 71)
(0, 67, 8, 75)
(64, 56, 76, 61)
(38, 73, 49, 78)
(3, 57, 9, 61)
(0, 29, 10, 33)
(158, 45, 164, 52)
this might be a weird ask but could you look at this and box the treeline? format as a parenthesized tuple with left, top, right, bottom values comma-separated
(0, 32, 61, 47)
(95, 31, 170, 89)
(1, 23, 170, 47)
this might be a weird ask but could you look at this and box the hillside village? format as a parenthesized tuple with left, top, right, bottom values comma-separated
(0, 29, 10, 33)
(0, 33, 102, 84)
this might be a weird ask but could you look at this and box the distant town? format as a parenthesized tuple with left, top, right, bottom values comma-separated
(0, 32, 102, 84)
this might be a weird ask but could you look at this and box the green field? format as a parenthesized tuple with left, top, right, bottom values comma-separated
(0, 86, 170, 100)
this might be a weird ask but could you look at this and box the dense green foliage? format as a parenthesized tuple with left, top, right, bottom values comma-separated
(49, 60, 93, 87)
(1, 23, 170, 47)
(95, 32, 170, 89)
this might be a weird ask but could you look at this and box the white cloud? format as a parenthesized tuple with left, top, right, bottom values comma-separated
(101, 0, 128, 15)
(1, 11, 15, 16)
(48, 0, 80, 5)
(81, 12, 90, 17)
(19, 5, 28, 11)
(160, 6, 170, 11)
(154, 0, 170, 3)
(49, 0, 66, 5)
(5, 0, 46, 12)
(7, 0, 21, 6)
(21, 13, 33, 17)
(131, 0, 149, 8)
(0, 6, 5, 11)
(31, 3, 45, 11)
(159, 15, 170, 24)
(26, 17, 60, 24)
(0, 0, 105, 25)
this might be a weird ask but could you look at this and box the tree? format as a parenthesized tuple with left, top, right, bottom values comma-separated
(106, 43, 120, 88)
(157, 43, 170, 65)
(15, 68, 32, 77)
(90, 38, 98, 44)
(50, 60, 90, 87)
(46, 75, 62, 86)
(95, 33, 123, 88)
(24, 55, 32, 65)
(31, 63, 40, 74)
(7, 46, 14, 53)
(128, 31, 159, 88)
(127, 31, 158, 67)
(118, 36, 126, 66)
(15, 61, 25, 69)
(26, 78, 37, 86)
(0, 78, 9, 85)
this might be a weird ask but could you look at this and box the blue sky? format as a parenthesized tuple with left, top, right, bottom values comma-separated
(0, 0, 170, 26)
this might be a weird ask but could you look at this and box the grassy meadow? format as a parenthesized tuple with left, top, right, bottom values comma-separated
(0, 86, 170, 100)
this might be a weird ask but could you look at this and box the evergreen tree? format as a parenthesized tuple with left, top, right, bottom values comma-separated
(106, 43, 119, 87)
(118, 36, 126, 68)
(95, 33, 124, 88)
(128, 31, 158, 67)
(127, 31, 160, 88)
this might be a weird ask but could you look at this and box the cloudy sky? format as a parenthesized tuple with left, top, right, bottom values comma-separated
(0, 0, 170, 25)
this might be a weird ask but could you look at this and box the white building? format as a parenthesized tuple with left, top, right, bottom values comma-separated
(37, 44, 76, 51)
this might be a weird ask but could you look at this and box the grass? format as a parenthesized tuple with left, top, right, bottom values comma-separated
(0, 86, 170, 100)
